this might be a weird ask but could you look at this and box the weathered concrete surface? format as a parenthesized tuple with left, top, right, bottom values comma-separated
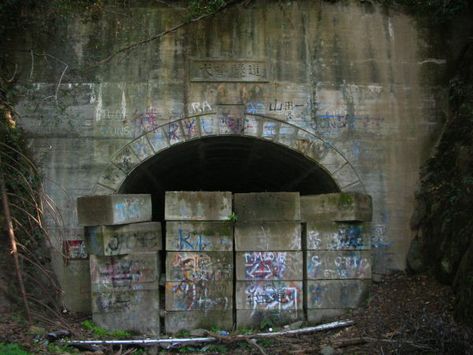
(165, 280, 232, 311)
(306, 309, 347, 324)
(61, 260, 91, 313)
(85, 222, 162, 256)
(165, 310, 233, 334)
(11, 0, 449, 310)
(77, 195, 152, 226)
(166, 251, 233, 281)
(305, 221, 371, 250)
(235, 222, 301, 251)
(92, 288, 160, 335)
(235, 251, 303, 281)
(165, 191, 232, 221)
(235, 280, 303, 311)
(90, 252, 160, 334)
(165, 221, 233, 251)
(236, 309, 302, 328)
(90, 253, 159, 291)
(305, 280, 370, 309)
(234, 193, 301, 222)
(306, 251, 371, 279)
(301, 193, 372, 222)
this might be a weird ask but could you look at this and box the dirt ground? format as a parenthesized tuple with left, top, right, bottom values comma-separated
(1, 272, 472, 354)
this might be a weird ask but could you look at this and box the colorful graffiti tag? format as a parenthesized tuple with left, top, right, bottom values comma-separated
(243, 252, 287, 280)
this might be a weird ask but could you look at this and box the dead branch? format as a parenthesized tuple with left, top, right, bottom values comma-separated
(0, 155, 32, 325)
(247, 338, 268, 355)
(332, 336, 435, 351)
(94, 0, 243, 66)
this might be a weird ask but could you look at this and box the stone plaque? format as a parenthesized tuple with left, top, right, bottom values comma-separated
(190, 59, 269, 82)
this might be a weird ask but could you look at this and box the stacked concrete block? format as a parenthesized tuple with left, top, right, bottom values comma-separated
(234, 193, 304, 328)
(79, 194, 162, 335)
(301, 192, 372, 324)
(78, 194, 152, 226)
(164, 192, 233, 334)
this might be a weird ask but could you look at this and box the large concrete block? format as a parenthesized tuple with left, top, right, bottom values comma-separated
(306, 309, 347, 324)
(165, 281, 232, 311)
(164, 191, 232, 221)
(235, 280, 303, 312)
(300, 193, 372, 222)
(61, 260, 91, 313)
(236, 309, 302, 329)
(234, 193, 301, 221)
(166, 252, 233, 282)
(306, 251, 371, 279)
(235, 222, 301, 251)
(165, 310, 233, 334)
(77, 194, 152, 226)
(305, 280, 370, 309)
(235, 251, 303, 281)
(90, 252, 160, 334)
(305, 221, 371, 250)
(90, 253, 159, 292)
(166, 221, 233, 251)
(92, 288, 159, 335)
(85, 222, 162, 256)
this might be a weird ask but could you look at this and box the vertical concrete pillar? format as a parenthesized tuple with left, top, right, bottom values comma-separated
(164, 192, 234, 334)
(234, 192, 303, 328)
(301, 193, 372, 323)
(77, 194, 162, 335)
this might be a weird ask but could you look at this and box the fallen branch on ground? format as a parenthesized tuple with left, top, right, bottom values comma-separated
(64, 320, 354, 347)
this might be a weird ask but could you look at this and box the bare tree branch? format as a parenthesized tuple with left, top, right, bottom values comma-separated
(93, 0, 243, 66)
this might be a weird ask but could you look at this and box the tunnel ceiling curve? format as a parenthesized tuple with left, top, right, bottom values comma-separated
(119, 136, 340, 220)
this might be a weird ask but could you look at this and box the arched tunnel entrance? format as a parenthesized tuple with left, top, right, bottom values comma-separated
(87, 130, 371, 334)
(118, 136, 340, 221)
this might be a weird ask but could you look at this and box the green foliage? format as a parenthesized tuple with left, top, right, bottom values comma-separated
(46, 342, 77, 354)
(81, 320, 131, 339)
(377, 0, 469, 23)
(175, 329, 191, 337)
(237, 326, 254, 335)
(227, 212, 238, 223)
(187, 0, 227, 19)
(257, 338, 274, 348)
(0, 343, 29, 355)
(204, 344, 228, 353)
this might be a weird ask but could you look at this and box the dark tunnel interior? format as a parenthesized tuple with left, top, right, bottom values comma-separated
(119, 136, 340, 221)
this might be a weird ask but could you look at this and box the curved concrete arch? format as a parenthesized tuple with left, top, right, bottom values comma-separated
(93, 113, 365, 194)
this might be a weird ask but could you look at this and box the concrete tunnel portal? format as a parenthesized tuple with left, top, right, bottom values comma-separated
(118, 136, 341, 221)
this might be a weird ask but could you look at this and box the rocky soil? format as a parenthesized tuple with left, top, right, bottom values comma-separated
(1, 272, 472, 354)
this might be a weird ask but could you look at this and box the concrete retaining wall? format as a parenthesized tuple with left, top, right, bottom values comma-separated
(164, 192, 234, 333)
(302, 193, 372, 323)
(234, 192, 304, 328)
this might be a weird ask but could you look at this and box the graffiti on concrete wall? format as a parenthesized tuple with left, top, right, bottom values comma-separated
(90, 256, 156, 289)
(243, 252, 287, 280)
(113, 198, 147, 224)
(168, 252, 232, 282)
(105, 231, 160, 255)
(174, 227, 232, 252)
(371, 224, 390, 249)
(245, 281, 300, 314)
(190, 101, 212, 114)
(94, 290, 142, 313)
(167, 281, 231, 311)
(308, 280, 368, 309)
(307, 253, 371, 279)
(63, 240, 88, 259)
(307, 224, 367, 250)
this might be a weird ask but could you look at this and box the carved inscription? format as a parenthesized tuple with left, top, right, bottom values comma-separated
(190, 59, 269, 82)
